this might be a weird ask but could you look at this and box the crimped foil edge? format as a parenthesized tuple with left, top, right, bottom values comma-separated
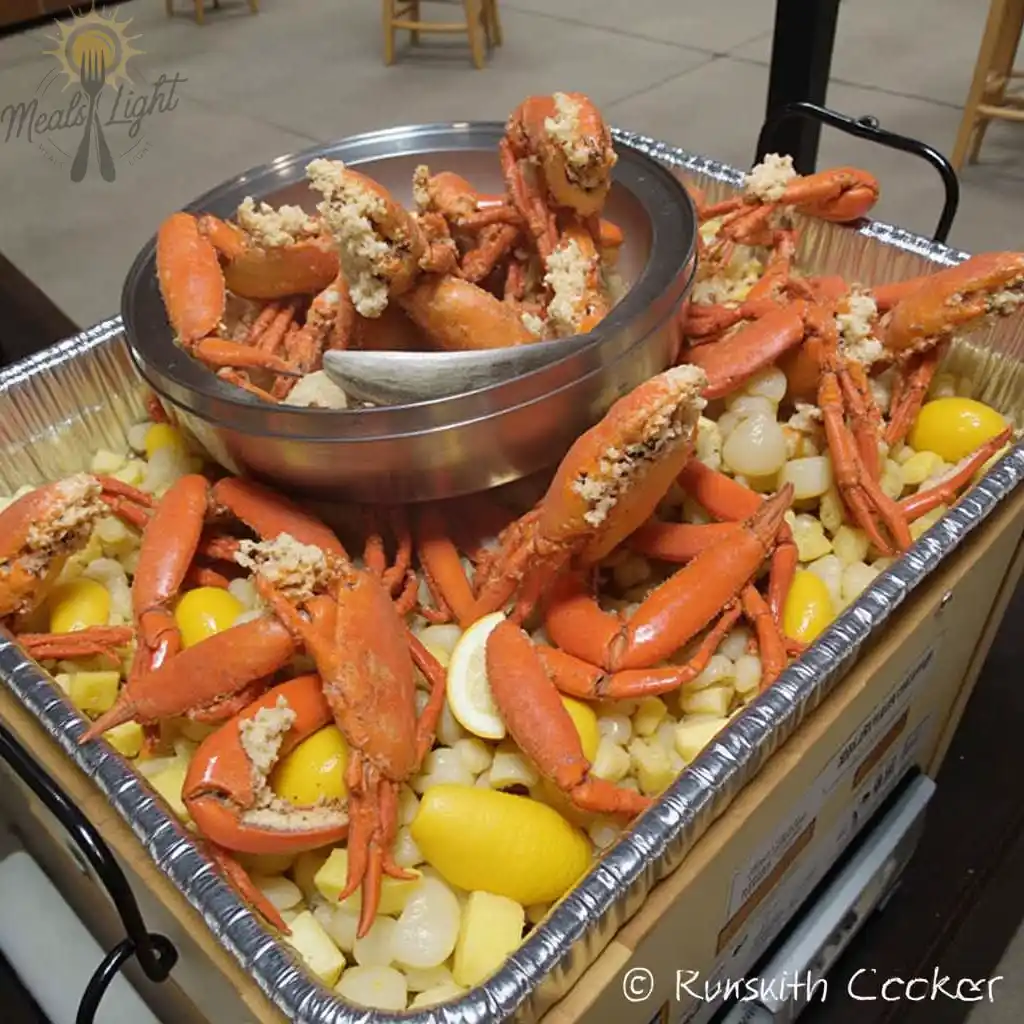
(0, 132, 1020, 1023)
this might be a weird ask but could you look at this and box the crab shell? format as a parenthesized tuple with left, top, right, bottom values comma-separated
(0, 475, 106, 620)
(884, 251, 1024, 358)
(510, 93, 617, 219)
(307, 160, 426, 301)
(535, 364, 708, 566)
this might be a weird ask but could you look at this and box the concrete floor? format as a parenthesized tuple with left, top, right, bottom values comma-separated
(0, 0, 1023, 1019)
(0, 0, 1022, 329)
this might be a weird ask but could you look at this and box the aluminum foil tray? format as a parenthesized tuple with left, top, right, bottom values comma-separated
(3, 133, 1024, 1024)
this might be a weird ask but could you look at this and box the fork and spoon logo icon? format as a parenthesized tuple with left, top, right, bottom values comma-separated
(72, 48, 115, 183)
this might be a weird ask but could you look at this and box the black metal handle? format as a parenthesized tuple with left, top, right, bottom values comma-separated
(0, 721, 177, 1019)
(754, 101, 960, 244)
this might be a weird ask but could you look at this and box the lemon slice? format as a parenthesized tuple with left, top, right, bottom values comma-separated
(446, 612, 508, 740)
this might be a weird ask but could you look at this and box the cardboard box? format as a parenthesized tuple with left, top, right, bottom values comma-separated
(543, 489, 1024, 1024)
(2, 487, 1023, 1024)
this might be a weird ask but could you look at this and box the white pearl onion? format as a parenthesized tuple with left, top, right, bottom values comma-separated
(722, 415, 788, 477)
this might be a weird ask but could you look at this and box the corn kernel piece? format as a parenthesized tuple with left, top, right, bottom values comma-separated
(103, 721, 143, 758)
(68, 670, 121, 715)
(591, 737, 631, 782)
(832, 525, 870, 567)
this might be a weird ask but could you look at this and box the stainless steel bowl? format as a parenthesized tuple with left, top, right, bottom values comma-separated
(122, 122, 698, 503)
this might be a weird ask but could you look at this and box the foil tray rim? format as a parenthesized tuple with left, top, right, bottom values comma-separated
(1, 134, 1022, 1024)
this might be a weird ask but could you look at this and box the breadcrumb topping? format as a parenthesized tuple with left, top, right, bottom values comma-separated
(236, 198, 319, 248)
(234, 533, 330, 600)
(306, 158, 392, 318)
(235, 695, 349, 830)
(545, 238, 598, 337)
(837, 291, 883, 365)
(571, 365, 708, 528)
(283, 370, 349, 410)
(411, 165, 432, 212)
(744, 153, 797, 203)
(24, 475, 105, 555)
(521, 311, 547, 337)
(239, 696, 296, 778)
(543, 92, 615, 189)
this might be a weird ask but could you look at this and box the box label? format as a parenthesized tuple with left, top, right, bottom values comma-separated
(686, 641, 941, 1024)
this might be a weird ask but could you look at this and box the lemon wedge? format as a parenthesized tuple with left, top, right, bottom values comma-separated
(411, 784, 592, 905)
(783, 570, 835, 643)
(445, 612, 507, 740)
(908, 397, 1007, 463)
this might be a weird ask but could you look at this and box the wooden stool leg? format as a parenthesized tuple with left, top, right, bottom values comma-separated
(952, 0, 1015, 169)
(410, 0, 420, 45)
(487, 0, 503, 46)
(165, 0, 173, 17)
(382, 0, 397, 66)
(464, 0, 486, 69)
(969, 0, 1024, 162)
(249, 0, 259, 13)
(194, 0, 204, 25)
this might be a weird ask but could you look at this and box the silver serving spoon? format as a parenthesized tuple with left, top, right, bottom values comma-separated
(322, 334, 597, 406)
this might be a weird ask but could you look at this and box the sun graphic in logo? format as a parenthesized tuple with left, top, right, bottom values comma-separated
(43, 6, 144, 90)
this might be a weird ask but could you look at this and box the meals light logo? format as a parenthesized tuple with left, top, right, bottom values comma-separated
(0, 6, 186, 182)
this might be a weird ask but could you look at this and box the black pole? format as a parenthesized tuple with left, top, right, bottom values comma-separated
(765, 0, 842, 174)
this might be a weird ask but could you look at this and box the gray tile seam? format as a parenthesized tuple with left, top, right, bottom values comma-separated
(602, 55, 727, 112)
(499, 2, 770, 58)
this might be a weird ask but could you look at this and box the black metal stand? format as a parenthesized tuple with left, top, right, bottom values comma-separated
(765, 0, 842, 173)
(754, 101, 961, 244)
(0, 722, 177, 1024)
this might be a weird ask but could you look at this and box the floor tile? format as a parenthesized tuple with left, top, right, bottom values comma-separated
(0, 97, 315, 328)
(503, 0, 774, 54)
(730, 0, 988, 109)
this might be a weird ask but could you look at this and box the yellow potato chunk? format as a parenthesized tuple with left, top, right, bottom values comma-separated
(283, 910, 346, 986)
(103, 721, 143, 758)
(675, 717, 730, 763)
(314, 849, 421, 915)
(452, 891, 525, 988)
(148, 760, 191, 823)
(68, 671, 121, 715)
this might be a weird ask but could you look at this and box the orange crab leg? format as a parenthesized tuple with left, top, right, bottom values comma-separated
(210, 477, 347, 557)
(685, 301, 809, 399)
(676, 460, 798, 627)
(538, 600, 743, 700)
(740, 585, 787, 690)
(898, 427, 1013, 521)
(414, 506, 477, 626)
(191, 338, 303, 376)
(157, 212, 224, 344)
(884, 345, 946, 448)
(819, 369, 911, 556)
(183, 675, 347, 853)
(839, 359, 884, 480)
(486, 620, 652, 816)
(79, 616, 298, 741)
(778, 167, 879, 222)
(17, 625, 134, 663)
(545, 486, 792, 671)
(183, 674, 349, 936)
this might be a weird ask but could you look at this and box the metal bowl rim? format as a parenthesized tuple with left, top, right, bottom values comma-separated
(122, 121, 697, 435)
